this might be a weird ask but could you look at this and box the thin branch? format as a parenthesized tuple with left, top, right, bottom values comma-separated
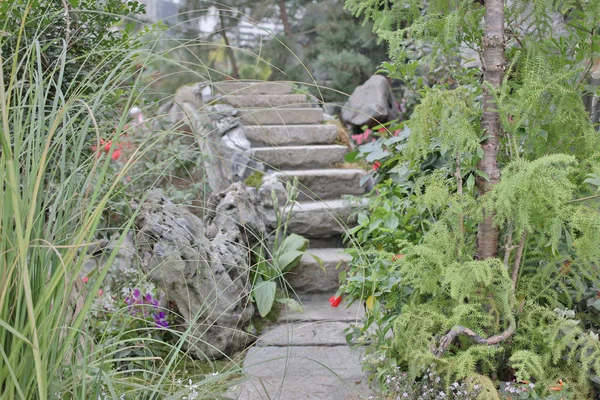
(565, 193, 600, 204)
(512, 230, 527, 291)
(61, 0, 71, 44)
(432, 317, 516, 357)
(454, 151, 464, 238)
(503, 224, 515, 269)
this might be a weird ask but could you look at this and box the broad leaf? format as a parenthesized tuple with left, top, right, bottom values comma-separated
(253, 280, 277, 318)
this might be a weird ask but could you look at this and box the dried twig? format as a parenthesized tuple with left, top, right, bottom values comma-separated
(432, 317, 516, 357)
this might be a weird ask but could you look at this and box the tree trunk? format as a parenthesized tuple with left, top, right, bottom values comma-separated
(476, 0, 505, 259)
(218, 10, 239, 79)
(278, 0, 292, 37)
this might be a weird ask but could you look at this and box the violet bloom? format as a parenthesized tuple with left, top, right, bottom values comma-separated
(153, 311, 169, 328)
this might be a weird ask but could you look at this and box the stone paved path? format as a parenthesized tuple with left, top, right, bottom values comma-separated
(215, 81, 370, 400)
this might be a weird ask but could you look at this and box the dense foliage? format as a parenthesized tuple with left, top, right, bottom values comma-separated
(341, 0, 600, 398)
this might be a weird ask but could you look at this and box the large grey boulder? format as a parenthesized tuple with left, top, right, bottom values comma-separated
(341, 75, 399, 128)
(135, 187, 265, 359)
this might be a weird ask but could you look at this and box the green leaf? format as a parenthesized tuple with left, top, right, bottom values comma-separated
(277, 250, 305, 273)
(277, 233, 308, 255)
(253, 280, 277, 318)
(344, 150, 359, 163)
(310, 254, 325, 272)
(276, 297, 304, 313)
(384, 213, 399, 230)
(466, 174, 475, 191)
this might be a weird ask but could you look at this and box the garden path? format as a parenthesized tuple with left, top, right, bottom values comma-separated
(216, 82, 371, 399)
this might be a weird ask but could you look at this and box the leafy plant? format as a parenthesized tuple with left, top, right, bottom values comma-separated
(251, 179, 308, 318)
(342, 0, 600, 398)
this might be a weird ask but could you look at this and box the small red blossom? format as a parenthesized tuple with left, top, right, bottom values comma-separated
(83, 277, 89, 283)
(112, 149, 121, 161)
(378, 127, 386, 133)
(372, 161, 381, 171)
(392, 254, 405, 261)
(329, 295, 342, 308)
(98, 289, 104, 296)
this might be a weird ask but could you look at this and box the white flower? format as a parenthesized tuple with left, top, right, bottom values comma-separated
(439, 391, 446, 398)
(529, 383, 535, 389)
(402, 393, 408, 398)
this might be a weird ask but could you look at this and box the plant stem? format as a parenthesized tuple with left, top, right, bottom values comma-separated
(512, 230, 527, 291)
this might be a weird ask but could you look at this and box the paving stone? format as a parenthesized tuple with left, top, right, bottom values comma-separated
(279, 294, 364, 323)
(213, 81, 293, 95)
(286, 248, 352, 293)
(253, 145, 347, 170)
(221, 94, 310, 108)
(274, 169, 367, 200)
(228, 346, 370, 400)
(244, 124, 338, 147)
(240, 108, 323, 125)
(256, 321, 352, 346)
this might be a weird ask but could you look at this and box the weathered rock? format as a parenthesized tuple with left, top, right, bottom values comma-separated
(274, 169, 368, 201)
(135, 188, 264, 359)
(258, 172, 289, 208)
(240, 108, 323, 125)
(341, 75, 399, 128)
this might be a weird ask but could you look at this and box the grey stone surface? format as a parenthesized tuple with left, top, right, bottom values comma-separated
(244, 124, 338, 147)
(280, 294, 364, 323)
(308, 236, 345, 249)
(256, 321, 352, 346)
(253, 145, 347, 170)
(241, 108, 323, 125)
(341, 75, 399, 128)
(286, 248, 352, 293)
(229, 346, 370, 400)
(220, 94, 310, 109)
(213, 81, 293, 95)
(267, 199, 359, 238)
(134, 188, 265, 359)
(274, 169, 367, 200)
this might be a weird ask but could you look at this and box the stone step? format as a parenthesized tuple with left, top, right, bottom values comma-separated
(274, 169, 368, 200)
(278, 293, 364, 322)
(286, 248, 351, 294)
(230, 346, 370, 400)
(220, 94, 310, 108)
(253, 145, 347, 170)
(240, 108, 323, 125)
(213, 81, 293, 95)
(244, 124, 338, 147)
(268, 199, 359, 238)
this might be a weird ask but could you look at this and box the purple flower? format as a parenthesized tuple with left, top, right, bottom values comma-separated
(133, 289, 140, 299)
(153, 311, 169, 328)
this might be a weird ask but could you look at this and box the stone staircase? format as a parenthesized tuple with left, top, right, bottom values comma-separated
(215, 81, 370, 400)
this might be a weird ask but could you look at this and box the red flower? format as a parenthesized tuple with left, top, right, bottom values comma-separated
(103, 140, 112, 153)
(378, 127, 386, 133)
(329, 295, 342, 308)
(83, 277, 89, 283)
(372, 161, 381, 171)
(392, 254, 405, 261)
(112, 149, 121, 161)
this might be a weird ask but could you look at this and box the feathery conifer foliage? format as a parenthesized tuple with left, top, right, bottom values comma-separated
(342, 0, 600, 397)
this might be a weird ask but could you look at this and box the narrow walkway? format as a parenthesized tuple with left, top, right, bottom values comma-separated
(215, 82, 370, 399)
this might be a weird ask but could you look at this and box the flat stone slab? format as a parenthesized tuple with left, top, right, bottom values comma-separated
(286, 248, 352, 293)
(213, 81, 293, 95)
(275, 169, 368, 200)
(240, 108, 323, 125)
(228, 346, 370, 400)
(245, 124, 338, 147)
(257, 321, 352, 346)
(275, 199, 359, 238)
(280, 294, 364, 322)
(221, 94, 310, 108)
(253, 145, 347, 170)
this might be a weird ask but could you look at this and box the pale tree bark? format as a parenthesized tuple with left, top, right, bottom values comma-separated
(434, 0, 512, 357)
(218, 10, 239, 79)
(477, 0, 505, 259)
(278, 0, 292, 37)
